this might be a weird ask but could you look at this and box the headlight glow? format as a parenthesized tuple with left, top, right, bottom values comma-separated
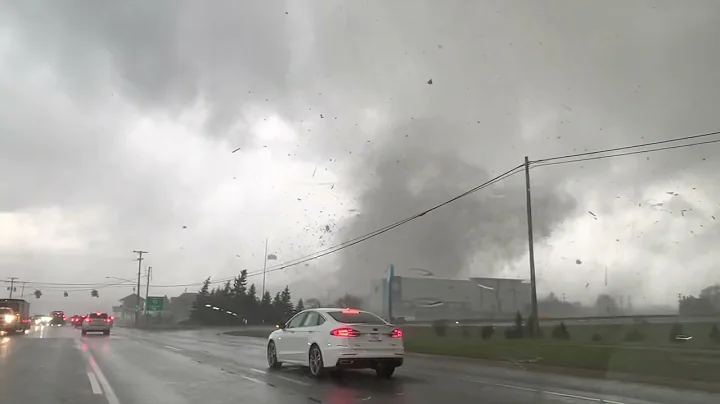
(4, 315, 16, 323)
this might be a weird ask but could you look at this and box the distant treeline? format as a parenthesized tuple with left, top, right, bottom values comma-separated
(189, 270, 364, 325)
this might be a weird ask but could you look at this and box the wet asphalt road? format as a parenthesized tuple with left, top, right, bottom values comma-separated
(3, 325, 720, 404)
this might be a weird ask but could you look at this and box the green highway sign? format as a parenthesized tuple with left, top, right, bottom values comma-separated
(146, 296, 164, 312)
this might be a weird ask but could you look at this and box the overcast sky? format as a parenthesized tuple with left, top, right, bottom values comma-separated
(1, 1, 720, 314)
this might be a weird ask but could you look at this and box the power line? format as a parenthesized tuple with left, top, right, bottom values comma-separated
(531, 137, 720, 169)
(99, 163, 527, 290)
(244, 164, 526, 280)
(8, 164, 525, 291)
(532, 129, 720, 164)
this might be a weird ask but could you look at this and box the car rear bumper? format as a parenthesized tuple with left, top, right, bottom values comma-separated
(323, 347, 405, 369)
(334, 357, 404, 369)
(83, 326, 112, 332)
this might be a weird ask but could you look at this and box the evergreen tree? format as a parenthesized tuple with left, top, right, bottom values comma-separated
(190, 277, 212, 324)
(237, 270, 248, 295)
(260, 290, 273, 324)
(280, 286, 294, 318)
(295, 298, 305, 313)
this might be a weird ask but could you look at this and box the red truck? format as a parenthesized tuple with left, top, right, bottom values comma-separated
(0, 298, 32, 335)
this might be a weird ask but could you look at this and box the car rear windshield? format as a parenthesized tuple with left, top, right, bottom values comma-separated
(327, 311, 386, 324)
(51, 311, 64, 316)
(88, 313, 108, 319)
(0, 308, 13, 315)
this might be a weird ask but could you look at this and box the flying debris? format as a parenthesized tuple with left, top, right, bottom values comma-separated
(408, 268, 435, 277)
(33, 290, 42, 299)
(575, 259, 583, 265)
(267, 254, 278, 261)
(411, 298, 443, 308)
(427, 79, 433, 85)
(476, 283, 495, 290)
(63, 291, 68, 297)
(90, 289, 99, 298)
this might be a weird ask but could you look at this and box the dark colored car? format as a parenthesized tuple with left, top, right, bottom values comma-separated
(49, 311, 66, 326)
(70, 315, 82, 327)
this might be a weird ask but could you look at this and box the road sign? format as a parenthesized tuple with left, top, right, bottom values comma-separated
(146, 296, 164, 312)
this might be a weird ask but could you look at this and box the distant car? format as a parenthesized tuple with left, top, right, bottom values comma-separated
(81, 312, 113, 336)
(267, 308, 404, 378)
(70, 315, 82, 327)
(49, 311, 66, 326)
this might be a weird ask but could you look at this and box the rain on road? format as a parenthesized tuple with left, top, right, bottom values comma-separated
(2, 325, 719, 404)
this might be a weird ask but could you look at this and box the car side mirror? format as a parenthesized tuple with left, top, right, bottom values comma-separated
(276, 323, 286, 329)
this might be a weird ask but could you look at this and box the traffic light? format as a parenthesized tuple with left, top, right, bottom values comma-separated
(63, 291, 68, 297)
(90, 289, 99, 298)
(33, 289, 42, 299)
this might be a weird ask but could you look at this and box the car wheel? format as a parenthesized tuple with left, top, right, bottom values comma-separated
(103, 330, 110, 336)
(81, 330, 87, 336)
(375, 365, 395, 379)
(308, 345, 325, 378)
(267, 341, 282, 369)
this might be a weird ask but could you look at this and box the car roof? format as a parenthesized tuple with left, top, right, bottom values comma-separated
(310, 308, 370, 313)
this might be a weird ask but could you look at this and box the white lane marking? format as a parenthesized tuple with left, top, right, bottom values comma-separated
(87, 372, 103, 394)
(240, 375, 264, 384)
(461, 378, 627, 404)
(249, 368, 267, 374)
(275, 374, 311, 386)
(164, 345, 182, 351)
(88, 354, 121, 404)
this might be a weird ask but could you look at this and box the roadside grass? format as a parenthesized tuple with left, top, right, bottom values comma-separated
(224, 321, 720, 384)
(403, 322, 720, 349)
(404, 337, 720, 384)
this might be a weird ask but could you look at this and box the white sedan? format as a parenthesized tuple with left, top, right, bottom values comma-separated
(267, 308, 404, 378)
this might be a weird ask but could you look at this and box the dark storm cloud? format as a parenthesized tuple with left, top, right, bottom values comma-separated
(2, 0, 293, 136)
(335, 119, 576, 288)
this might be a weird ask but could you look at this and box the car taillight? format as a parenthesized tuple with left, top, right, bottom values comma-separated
(104, 319, 111, 323)
(63, 316, 67, 320)
(391, 329, 403, 339)
(86, 318, 93, 323)
(330, 327, 360, 337)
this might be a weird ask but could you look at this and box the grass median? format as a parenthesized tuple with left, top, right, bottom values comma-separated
(225, 322, 720, 385)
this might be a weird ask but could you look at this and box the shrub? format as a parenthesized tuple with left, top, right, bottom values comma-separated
(551, 322, 570, 340)
(480, 325, 495, 340)
(669, 323, 683, 342)
(432, 319, 448, 337)
(504, 326, 522, 339)
(624, 329, 645, 342)
(710, 324, 720, 343)
(591, 333, 602, 342)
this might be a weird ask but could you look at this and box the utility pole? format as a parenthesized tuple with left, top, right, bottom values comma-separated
(144, 266, 152, 325)
(133, 250, 148, 327)
(7, 277, 18, 298)
(387, 264, 395, 322)
(261, 238, 268, 299)
(20, 282, 27, 298)
(524, 156, 540, 336)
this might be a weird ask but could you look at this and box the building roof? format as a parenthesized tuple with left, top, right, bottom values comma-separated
(119, 294, 145, 303)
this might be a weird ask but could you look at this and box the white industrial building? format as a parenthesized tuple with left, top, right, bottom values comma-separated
(367, 275, 532, 321)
